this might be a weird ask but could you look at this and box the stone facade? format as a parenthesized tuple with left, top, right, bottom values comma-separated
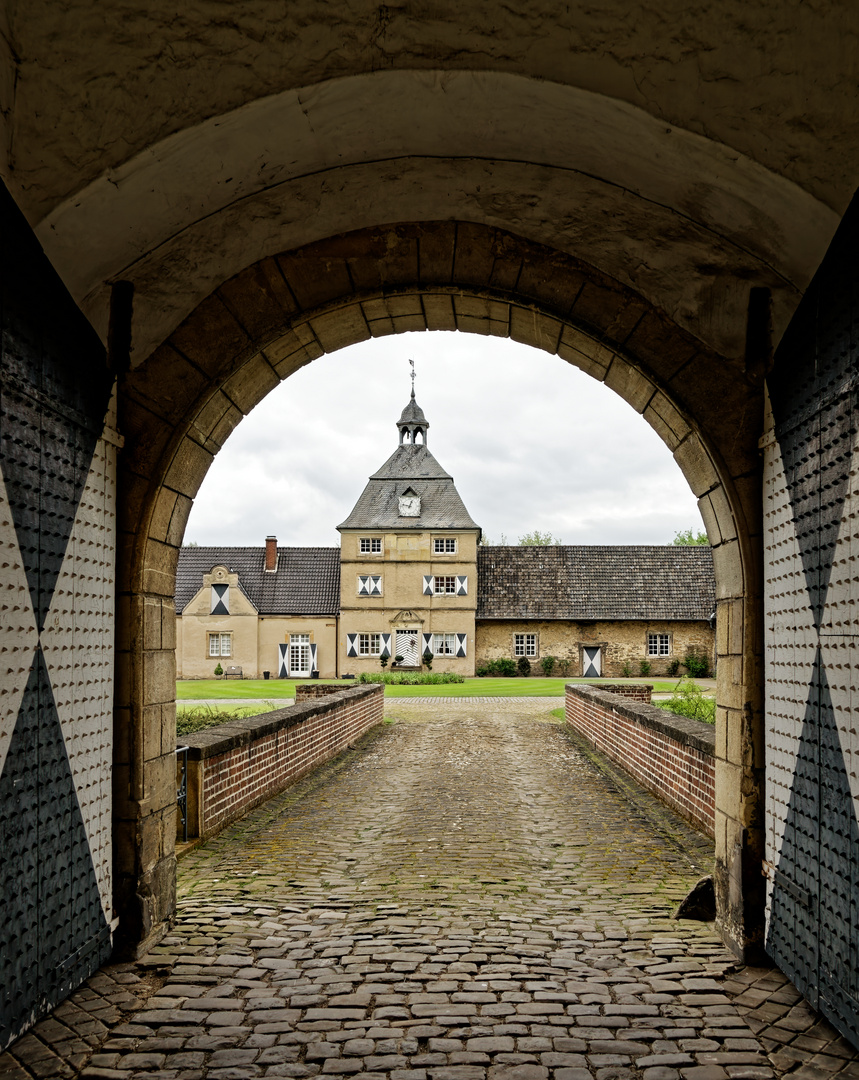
(475, 618, 714, 677)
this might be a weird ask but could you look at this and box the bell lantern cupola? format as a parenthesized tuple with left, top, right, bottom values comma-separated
(397, 389, 429, 447)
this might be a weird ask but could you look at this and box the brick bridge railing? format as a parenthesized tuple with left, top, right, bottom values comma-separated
(178, 683, 383, 840)
(565, 683, 715, 837)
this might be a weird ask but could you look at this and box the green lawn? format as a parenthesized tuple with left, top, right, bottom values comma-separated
(178, 677, 700, 700)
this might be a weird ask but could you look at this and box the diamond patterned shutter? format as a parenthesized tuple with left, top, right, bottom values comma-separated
(310, 644, 318, 673)
(278, 643, 289, 678)
(423, 575, 434, 595)
(421, 633, 433, 655)
(370, 575, 382, 595)
(456, 634, 467, 658)
(358, 576, 369, 595)
(380, 633, 392, 658)
(456, 576, 468, 595)
(346, 634, 358, 658)
(211, 583, 229, 614)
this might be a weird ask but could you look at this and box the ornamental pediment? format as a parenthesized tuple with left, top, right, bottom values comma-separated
(390, 609, 424, 626)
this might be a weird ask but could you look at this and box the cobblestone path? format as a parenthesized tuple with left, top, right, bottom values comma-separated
(3, 701, 857, 1080)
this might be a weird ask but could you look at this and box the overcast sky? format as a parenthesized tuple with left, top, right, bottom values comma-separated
(184, 332, 705, 548)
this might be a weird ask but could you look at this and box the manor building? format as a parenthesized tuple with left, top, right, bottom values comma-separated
(175, 392, 715, 679)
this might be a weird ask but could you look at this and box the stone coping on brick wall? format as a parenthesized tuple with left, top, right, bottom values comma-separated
(566, 683, 715, 757)
(178, 683, 383, 760)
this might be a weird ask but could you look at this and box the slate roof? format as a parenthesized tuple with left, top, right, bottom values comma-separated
(337, 444, 480, 531)
(477, 545, 715, 621)
(175, 546, 340, 615)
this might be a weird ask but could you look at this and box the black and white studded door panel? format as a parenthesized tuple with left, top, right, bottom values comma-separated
(582, 647, 601, 677)
(764, 192, 859, 1047)
(0, 181, 116, 1049)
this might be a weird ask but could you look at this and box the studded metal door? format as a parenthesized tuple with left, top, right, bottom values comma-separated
(0, 183, 116, 1048)
(764, 192, 859, 1047)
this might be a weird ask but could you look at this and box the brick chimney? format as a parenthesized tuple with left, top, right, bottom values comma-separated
(265, 535, 277, 572)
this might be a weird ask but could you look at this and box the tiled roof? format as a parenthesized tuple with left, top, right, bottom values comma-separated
(175, 546, 340, 615)
(477, 545, 715, 621)
(337, 444, 480, 531)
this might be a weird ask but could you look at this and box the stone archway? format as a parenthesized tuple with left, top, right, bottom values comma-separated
(114, 220, 764, 962)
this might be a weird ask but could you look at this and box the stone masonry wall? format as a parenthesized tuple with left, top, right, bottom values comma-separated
(182, 684, 383, 839)
(565, 684, 715, 836)
(476, 619, 714, 678)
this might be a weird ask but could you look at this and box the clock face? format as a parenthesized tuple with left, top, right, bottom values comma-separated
(399, 495, 420, 517)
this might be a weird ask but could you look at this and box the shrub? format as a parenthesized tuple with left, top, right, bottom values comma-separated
(476, 666, 490, 677)
(540, 655, 557, 676)
(653, 677, 715, 724)
(685, 649, 711, 678)
(666, 658, 681, 677)
(517, 655, 532, 677)
(177, 702, 277, 736)
(639, 659, 652, 677)
(357, 671, 465, 685)
(422, 650, 434, 670)
(487, 657, 517, 677)
(621, 661, 632, 677)
(558, 656, 572, 677)
(213, 662, 223, 677)
(379, 653, 389, 669)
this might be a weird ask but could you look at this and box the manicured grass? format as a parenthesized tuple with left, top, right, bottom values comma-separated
(177, 676, 706, 700)
(176, 701, 280, 735)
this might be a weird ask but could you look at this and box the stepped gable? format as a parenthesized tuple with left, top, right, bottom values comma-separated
(337, 389, 480, 532)
(174, 545, 340, 615)
(477, 544, 715, 621)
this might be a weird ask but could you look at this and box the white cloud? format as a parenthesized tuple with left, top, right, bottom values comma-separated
(184, 332, 705, 547)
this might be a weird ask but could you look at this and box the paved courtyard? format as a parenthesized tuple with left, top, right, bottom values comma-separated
(2, 701, 857, 1080)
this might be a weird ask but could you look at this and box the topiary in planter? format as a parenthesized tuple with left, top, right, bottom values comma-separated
(517, 655, 532, 677)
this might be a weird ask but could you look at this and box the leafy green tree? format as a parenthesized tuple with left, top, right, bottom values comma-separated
(518, 530, 562, 545)
(672, 527, 709, 545)
(480, 533, 508, 546)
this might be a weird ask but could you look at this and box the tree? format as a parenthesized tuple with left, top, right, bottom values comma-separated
(672, 528, 709, 546)
(480, 533, 508, 546)
(518, 530, 562, 545)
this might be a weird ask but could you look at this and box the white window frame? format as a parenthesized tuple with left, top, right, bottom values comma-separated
(514, 633, 537, 657)
(433, 633, 456, 655)
(434, 575, 457, 595)
(647, 632, 671, 657)
(360, 537, 382, 554)
(433, 537, 457, 554)
(358, 633, 381, 656)
(208, 632, 232, 658)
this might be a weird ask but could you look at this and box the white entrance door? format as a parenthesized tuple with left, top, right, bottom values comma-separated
(395, 629, 420, 665)
(582, 646, 601, 677)
(289, 633, 311, 677)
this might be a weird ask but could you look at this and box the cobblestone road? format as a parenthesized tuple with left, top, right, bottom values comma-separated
(3, 701, 857, 1080)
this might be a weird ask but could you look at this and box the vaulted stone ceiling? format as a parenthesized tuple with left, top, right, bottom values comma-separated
(3, 2, 858, 363)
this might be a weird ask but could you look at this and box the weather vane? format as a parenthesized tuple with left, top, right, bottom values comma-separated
(409, 357, 416, 396)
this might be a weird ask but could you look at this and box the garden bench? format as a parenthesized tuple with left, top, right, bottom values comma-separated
(223, 665, 243, 678)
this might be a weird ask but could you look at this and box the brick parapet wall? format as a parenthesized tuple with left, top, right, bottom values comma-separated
(565, 684, 715, 837)
(593, 683, 652, 703)
(295, 683, 353, 701)
(180, 684, 383, 839)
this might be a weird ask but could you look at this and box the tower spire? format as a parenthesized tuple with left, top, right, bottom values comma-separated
(397, 364, 429, 446)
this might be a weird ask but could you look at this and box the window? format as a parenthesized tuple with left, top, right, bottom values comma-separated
(358, 575, 382, 595)
(433, 633, 456, 655)
(648, 633, 671, 656)
(360, 537, 382, 554)
(514, 633, 537, 657)
(423, 575, 467, 595)
(434, 575, 457, 595)
(358, 633, 381, 656)
(208, 632, 232, 657)
(433, 537, 457, 554)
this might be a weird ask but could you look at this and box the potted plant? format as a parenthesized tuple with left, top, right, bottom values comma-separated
(214, 662, 223, 678)
(423, 650, 433, 670)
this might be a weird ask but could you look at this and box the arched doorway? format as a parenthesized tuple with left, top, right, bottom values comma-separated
(114, 221, 765, 965)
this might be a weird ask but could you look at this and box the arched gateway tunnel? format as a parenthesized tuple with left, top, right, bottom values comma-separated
(1, 0, 859, 1064)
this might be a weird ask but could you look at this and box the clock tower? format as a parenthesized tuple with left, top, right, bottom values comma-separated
(336, 384, 480, 675)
